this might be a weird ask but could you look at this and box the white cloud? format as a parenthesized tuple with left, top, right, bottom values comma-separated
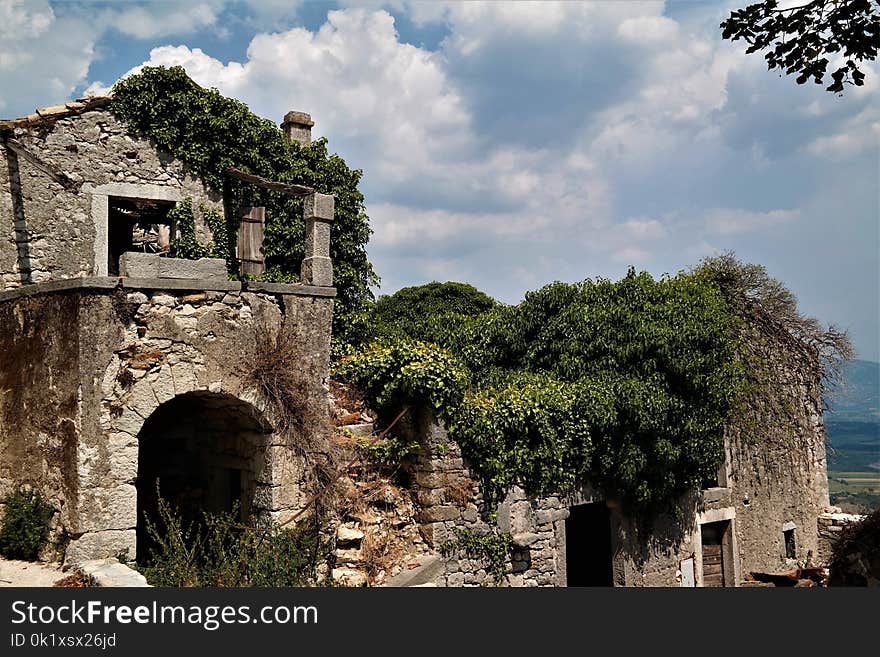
(622, 218, 667, 240)
(706, 208, 801, 236)
(611, 245, 651, 264)
(0, 0, 52, 40)
(617, 15, 679, 45)
(0, 1, 96, 113)
(101, 2, 223, 40)
(806, 106, 880, 159)
(113, 8, 612, 246)
(0, 0, 229, 115)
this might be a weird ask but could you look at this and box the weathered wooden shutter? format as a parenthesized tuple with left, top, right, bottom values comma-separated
(702, 544, 724, 587)
(237, 206, 265, 277)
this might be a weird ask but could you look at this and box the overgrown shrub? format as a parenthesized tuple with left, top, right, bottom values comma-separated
(439, 528, 513, 583)
(338, 340, 469, 416)
(0, 489, 55, 561)
(343, 269, 740, 512)
(368, 282, 497, 343)
(828, 508, 880, 587)
(139, 495, 327, 587)
(342, 259, 851, 513)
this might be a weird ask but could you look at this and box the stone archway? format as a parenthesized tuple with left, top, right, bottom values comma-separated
(135, 391, 273, 560)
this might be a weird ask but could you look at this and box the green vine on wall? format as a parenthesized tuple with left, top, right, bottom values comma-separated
(341, 259, 852, 515)
(439, 528, 512, 584)
(109, 65, 378, 342)
(168, 198, 232, 265)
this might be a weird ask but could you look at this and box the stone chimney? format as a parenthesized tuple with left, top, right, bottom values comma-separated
(282, 111, 314, 145)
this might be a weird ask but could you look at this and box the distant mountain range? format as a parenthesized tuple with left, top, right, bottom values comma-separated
(824, 359, 880, 473)
(825, 359, 879, 423)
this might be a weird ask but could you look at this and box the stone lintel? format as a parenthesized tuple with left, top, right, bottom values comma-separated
(0, 276, 120, 303)
(246, 281, 336, 298)
(120, 278, 242, 292)
(0, 277, 338, 304)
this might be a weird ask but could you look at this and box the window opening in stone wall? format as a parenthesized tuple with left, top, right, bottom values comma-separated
(565, 502, 614, 586)
(700, 520, 731, 587)
(784, 527, 796, 559)
(107, 197, 174, 275)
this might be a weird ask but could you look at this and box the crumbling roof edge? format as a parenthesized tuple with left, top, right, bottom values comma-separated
(0, 96, 113, 131)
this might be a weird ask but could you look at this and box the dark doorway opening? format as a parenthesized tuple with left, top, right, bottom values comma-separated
(701, 520, 731, 587)
(565, 502, 614, 586)
(108, 197, 175, 275)
(135, 392, 270, 561)
(784, 527, 796, 559)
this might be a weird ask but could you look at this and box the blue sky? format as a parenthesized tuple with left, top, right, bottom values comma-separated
(2, 0, 878, 360)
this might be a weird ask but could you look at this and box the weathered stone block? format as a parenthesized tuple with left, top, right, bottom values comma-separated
(257, 445, 305, 486)
(303, 193, 334, 222)
(447, 571, 465, 587)
(107, 432, 138, 484)
(305, 220, 331, 258)
(158, 257, 227, 280)
(76, 485, 137, 532)
(337, 526, 365, 546)
(334, 548, 363, 565)
(301, 255, 333, 287)
(535, 507, 569, 525)
(508, 501, 535, 534)
(332, 567, 367, 587)
(253, 482, 307, 512)
(76, 559, 150, 587)
(119, 252, 227, 280)
(512, 532, 541, 547)
(420, 506, 461, 523)
(65, 529, 136, 563)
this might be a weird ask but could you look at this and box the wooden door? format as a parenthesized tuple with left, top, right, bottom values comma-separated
(238, 206, 265, 277)
(701, 521, 728, 587)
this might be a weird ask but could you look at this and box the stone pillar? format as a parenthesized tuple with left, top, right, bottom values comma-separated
(282, 111, 315, 145)
(301, 192, 334, 287)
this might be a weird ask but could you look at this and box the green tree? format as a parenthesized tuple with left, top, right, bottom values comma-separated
(721, 0, 880, 94)
(368, 281, 497, 343)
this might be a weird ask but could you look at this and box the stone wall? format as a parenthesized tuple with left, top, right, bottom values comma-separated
(402, 371, 833, 587)
(817, 511, 864, 565)
(725, 370, 831, 573)
(1, 108, 219, 288)
(0, 279, 333, 563)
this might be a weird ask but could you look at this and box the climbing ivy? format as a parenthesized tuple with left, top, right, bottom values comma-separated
(338, 340, 469, 415)
(342, 262, 851, 514)
(168, 198, 231, 264)
(342, 269, 743, 513)
(109, 65, 378, 341)
(439, 528, 513, 584)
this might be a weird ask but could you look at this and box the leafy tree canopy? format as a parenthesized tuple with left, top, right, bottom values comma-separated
(721, 0, 880, 93)
(342, 259, 852, 514)
(368, 281, 497, 343)
(109, 66, 379, 341)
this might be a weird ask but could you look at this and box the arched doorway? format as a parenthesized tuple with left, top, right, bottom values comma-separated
(135, 391, 272, 559)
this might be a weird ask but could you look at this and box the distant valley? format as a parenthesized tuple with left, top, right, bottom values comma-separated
(824, 359, 880, 512)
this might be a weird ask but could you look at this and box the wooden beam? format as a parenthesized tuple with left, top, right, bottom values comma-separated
(225, 167, 314, 197)
(2, 138, 80, 192)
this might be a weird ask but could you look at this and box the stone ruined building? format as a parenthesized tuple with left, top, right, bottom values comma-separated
(0, 95, 848, 586)
(389, 400, 836, 587)
(0, 97, 335, 563)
